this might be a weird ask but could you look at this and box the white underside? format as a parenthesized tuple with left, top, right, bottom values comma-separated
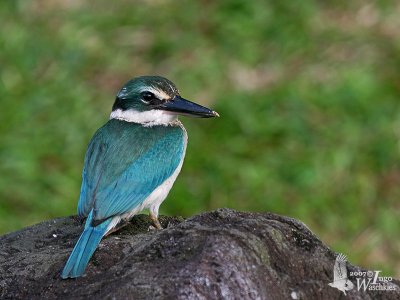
(106, 126, 187, 234)
(110, 108, 178, 127)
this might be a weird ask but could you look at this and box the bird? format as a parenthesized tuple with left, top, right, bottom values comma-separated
(61, 76, 219, 279)
(328, 253, 354, 295)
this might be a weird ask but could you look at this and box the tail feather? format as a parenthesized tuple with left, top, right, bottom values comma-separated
(61, 215, 112, 279)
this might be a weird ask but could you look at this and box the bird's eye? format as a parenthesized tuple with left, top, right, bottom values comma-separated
(141, 91, 155, 104)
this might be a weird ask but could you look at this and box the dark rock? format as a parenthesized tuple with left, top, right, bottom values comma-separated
(0, 208, 398, 299)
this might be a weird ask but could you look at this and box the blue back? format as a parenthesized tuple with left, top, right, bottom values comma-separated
(77, 119, 185, 222)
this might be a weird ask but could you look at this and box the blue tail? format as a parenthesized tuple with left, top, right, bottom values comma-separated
(61, 213, 112, 279)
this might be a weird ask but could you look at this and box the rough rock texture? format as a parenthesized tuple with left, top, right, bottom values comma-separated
(0, 208, 398, 299)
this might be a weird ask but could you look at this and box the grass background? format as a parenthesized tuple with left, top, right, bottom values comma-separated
(1, 1, 399, 276)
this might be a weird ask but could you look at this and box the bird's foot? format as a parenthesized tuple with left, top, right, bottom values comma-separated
(149, 212, 163, 230)
(148, 221, 173, 231)
(104, 219, 129, 236)
(148, 225, 157, 231)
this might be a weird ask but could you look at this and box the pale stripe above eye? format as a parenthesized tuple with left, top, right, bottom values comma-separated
(139, 87, 170, 101)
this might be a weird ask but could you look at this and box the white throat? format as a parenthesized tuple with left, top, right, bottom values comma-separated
(110, 108, 178, 127)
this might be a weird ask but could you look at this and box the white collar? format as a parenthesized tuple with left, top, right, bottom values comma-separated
(110, 108, 178, 127)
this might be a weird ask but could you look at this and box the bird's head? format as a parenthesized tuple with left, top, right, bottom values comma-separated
(110, 76, 219, 126)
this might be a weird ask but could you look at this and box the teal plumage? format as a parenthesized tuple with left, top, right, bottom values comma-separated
(62, 120, 185, 278)
(61, 211, 112, 278)
(78, 119, 186, 220)
(61, 76, 218, 279)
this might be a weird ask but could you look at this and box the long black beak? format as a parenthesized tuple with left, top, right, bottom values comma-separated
(157, 96, 219, 118)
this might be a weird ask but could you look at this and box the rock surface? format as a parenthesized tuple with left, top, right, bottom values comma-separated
(0, 208, 398, 299)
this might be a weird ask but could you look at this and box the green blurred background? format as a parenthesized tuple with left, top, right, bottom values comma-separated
(1, 1, 399, 276)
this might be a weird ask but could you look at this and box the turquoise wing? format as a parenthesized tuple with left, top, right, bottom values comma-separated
(77, 120, 185, 221)
(77, 133, 106, 217)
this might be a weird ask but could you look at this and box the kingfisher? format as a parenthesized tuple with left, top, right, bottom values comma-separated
(61, 76, 218, 279)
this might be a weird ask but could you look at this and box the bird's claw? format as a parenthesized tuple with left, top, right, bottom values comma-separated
(148, 225, 157, 231)
(149, 213, 163, 230)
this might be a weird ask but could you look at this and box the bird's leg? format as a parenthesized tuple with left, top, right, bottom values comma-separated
(149, 209, 162, 230)
(104, 218, 129, 237)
